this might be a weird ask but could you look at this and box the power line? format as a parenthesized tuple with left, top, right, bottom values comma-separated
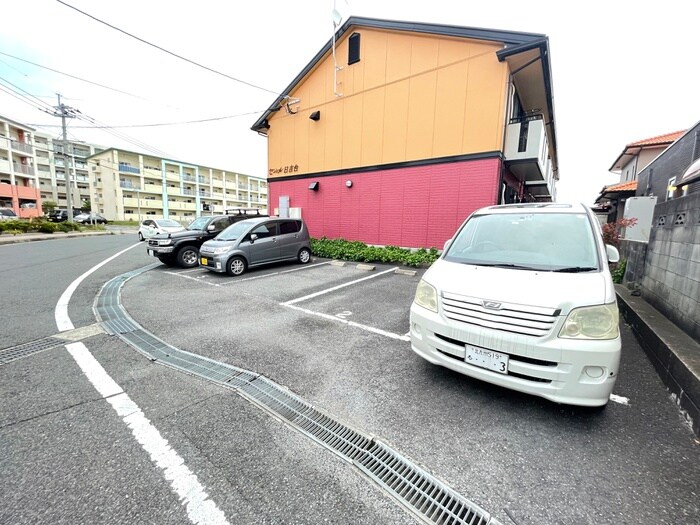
(0, 75, 56, 112)
(0, 50, 158, 102)
(26, 110, 267, 129)
(56, 0, 279, 95)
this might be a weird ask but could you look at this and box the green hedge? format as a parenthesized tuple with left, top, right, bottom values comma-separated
(0, 218, 102, 235)
(310, 237, 439, 268)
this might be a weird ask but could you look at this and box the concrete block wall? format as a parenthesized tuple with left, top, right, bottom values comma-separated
(642, 193, 700, 341)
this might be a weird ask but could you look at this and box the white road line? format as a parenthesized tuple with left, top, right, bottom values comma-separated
(282, 267, 398, 306)
(609, 394, 630, 405)
(57, 249, 230, 525)
(284, 304, 410, 341)
(55, 243, 141, 332)
(219, 261, 332, 286)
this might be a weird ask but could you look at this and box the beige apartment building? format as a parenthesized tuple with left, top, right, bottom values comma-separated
(88, 148, 267, 222)
(34, 132, 103, 211)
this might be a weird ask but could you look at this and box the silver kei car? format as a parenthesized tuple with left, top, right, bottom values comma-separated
(199, 217, 311, 276)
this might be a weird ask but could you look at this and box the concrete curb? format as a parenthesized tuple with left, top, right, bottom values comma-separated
(616, 284, 700, 437)
(0, 230, 134, 245)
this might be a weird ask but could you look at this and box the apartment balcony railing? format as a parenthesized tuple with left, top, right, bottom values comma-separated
(72, 149, 91, 158)
(11, 140, 33, 154)
(13, 163, 35, 175)
(119, 164, 141, 174)
(183, 174, 196, 182)
(199, 190, 211, 197)
(0, 136, 10, 149)
(0, 159, 10, 173)
(120, 181, 142, 190)
(182, 188, 194, 196)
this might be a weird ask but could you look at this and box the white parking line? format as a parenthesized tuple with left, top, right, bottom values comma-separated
(282, 267, 398, 306)
(284, 304, 410, 341)
(219, 261, 331, 286)
(164, 271, 221, 287)
(609, 394, 630, 405)
(57, 247, 230, 525)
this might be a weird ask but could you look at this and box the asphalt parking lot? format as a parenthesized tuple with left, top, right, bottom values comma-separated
(115, 254, 700, 525)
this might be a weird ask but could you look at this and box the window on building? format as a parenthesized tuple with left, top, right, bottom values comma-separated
(348, 32, 361, 64)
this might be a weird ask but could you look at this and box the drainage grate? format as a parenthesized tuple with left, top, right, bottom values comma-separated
(0, 336, 65, 364)
(96, 267, 502, 525)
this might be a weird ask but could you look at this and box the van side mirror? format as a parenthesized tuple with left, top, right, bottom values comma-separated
(250, 233, 258, 243)
(606, 245, 620, 264)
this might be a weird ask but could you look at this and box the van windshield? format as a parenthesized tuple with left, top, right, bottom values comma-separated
(444, 212, 600, 272)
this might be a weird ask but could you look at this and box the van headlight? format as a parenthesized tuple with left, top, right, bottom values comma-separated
(559, 303, 619, 340)
(414, 280, 438, 313)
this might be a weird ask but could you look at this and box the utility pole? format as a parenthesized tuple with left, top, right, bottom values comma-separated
(52, 94, 80, 223)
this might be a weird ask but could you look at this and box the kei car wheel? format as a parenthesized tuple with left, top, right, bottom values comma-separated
(176, 246, 199, 268)
(298, 247, 311, 264)
(138, 232, 144, 241)
(226, 256, 246, 276)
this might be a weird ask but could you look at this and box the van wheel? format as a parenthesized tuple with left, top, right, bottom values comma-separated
(298, 248, 311, 264)
(138, 232, 144, 241)
(226, 256, 246, 276)
(176, 246, 199, 268)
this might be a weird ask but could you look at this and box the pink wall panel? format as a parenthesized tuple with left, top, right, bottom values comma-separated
(269, 157, 501, 248)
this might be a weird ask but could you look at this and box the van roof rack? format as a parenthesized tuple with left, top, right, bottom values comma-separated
(225, 208, 263, 216)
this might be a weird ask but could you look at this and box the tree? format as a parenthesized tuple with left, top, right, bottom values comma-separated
(42, 200, 57, 213)
(81, 199, 91, 212)
(602, 217, 638, 247)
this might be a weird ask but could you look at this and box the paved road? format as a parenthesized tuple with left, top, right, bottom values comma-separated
(1, 236, 699, 525)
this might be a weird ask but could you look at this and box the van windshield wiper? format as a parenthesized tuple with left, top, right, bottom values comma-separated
(553, 266, 597, 273)
(473, 263, 534, 270)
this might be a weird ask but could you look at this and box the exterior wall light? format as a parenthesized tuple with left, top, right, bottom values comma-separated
(345, 180, 353, 188)
(308, 181, 319, 191)
(309, 111, 321, 121)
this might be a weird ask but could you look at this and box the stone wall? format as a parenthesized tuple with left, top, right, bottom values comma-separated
(641, 192, 700, 341)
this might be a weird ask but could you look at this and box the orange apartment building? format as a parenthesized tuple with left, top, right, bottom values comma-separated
(252, 17, 558, 248)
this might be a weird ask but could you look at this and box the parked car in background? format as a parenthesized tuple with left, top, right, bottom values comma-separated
(199, 217, 311, 276)
(138, 218, 185, 241)
(147, 210, 267, 268)
(0, 207, 18, 220)
(47, 209, 83, 222)
(410, 202, 622, 408)
(74, 212, 109, 224)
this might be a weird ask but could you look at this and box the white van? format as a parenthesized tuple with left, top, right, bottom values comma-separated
(409, 203, 621, 407)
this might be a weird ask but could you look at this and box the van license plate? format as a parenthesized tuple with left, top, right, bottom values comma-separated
(464, 344, 508, 374)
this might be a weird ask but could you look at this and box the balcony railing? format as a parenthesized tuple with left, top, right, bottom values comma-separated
(120, 181, 142, 190)
(11, 140, 33, 154)
(119, 164, 141, 174)
(13, 163, 35, 175)
(0, 137, 10, 149)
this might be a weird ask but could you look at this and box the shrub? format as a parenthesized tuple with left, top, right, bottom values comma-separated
(310, 237, 440, 268)
(36, 222, 59, 234)
(611, 258, 627, 284)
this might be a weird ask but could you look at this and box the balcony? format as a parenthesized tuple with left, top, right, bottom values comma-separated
(120, 181, 142, 190)
(11, 140, 33, 154)
(13, 163, 35, 176)
(504, 116, 549, 184)
(0, 136, 10, 150)
(0, 159, 10, 174)
(118, 163, 141, 174)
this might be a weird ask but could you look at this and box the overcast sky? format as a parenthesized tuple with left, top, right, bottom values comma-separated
(1, 0, 697, 204)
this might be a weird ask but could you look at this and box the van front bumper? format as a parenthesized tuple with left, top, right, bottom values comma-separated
(409, 303, 621, 407)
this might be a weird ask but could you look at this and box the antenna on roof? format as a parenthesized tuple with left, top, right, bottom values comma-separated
(331, 0, 347, 97)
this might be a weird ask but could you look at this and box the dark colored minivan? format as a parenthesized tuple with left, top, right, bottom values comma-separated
(199, 217, 311, 276)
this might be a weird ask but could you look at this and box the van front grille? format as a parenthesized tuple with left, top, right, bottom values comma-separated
(441, 292, 558, 337)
